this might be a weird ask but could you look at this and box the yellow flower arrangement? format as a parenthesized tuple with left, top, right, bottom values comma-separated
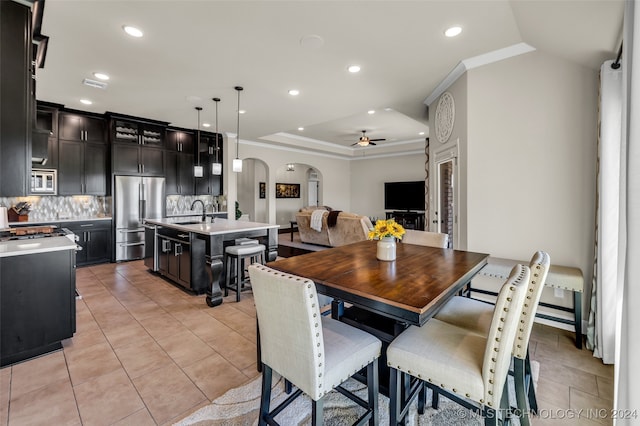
(368, 219, 405, 241)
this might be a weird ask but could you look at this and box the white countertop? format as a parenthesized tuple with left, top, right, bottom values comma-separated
(145, 217, 279, 236)
(8, 216, 112, 226)
(166, 212, 227, 218)
(0, 236, 77, 258)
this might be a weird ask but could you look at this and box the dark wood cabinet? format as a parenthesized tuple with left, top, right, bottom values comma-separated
(33, 102, 61, 169)
(195, 132, 223, 196)
(157, 228, 207, 293)
(166, 128, 195, 153)
(0, 0, 32, 197)
(165, 128, 195, 194)
(58, 140, 107, 195)
(65, 220, 112, 266)
(166, 151, 194, 195)
(1, 247, 76, 366)
(112, 144, 164, 176)
(59, 112, 105, 143)
(58, 140, 82, 193)
(110, 114, 167, 176)
(109, 114, 167, 147)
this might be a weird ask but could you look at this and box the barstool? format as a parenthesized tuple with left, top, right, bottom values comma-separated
(224, 243, 266, 302)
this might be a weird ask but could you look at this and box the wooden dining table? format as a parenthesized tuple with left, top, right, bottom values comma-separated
(268, 239, 489, 329)
(267, 239, 489, 392)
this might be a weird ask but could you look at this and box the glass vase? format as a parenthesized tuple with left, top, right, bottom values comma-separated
(377, 236, 396, 261)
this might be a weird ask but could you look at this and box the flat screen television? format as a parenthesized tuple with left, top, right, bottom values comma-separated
(384, 181, 425, 211)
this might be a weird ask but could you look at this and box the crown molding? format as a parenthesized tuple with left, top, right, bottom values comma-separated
(237, 137, 425, 161)
(424, 42, 536, 106)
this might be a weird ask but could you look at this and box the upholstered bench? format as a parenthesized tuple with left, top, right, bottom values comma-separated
(468, 257, 584, 348)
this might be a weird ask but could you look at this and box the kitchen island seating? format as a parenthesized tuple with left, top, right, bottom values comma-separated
(387, 264, 530, 426)
(400, 229, 449, 248)
(224, 243, 266, 302)
(248, 264, 382, 426)
(434, 251, 550, 426)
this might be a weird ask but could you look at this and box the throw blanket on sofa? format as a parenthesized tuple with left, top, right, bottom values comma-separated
(327, 210, 342, 228)
(310, 209, 327, 232)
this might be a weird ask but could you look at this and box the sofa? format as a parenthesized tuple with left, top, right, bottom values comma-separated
(295, 207, 373, 247)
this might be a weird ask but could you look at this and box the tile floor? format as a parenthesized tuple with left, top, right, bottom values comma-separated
(0, 260, 614, 425)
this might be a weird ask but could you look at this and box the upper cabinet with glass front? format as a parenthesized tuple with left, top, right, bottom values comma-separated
(107, 113, 167, 147)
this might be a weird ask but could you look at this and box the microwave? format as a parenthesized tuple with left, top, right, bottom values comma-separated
(31, 169, 57, 194)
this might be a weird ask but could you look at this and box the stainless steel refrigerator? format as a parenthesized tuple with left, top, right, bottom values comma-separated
(114, 176, 165, 261)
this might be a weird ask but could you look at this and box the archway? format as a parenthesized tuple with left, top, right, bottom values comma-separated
(275, 163, 323, 228)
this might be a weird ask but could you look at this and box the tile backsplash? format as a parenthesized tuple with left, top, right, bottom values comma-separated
(0, 194, 228, 222)
(165, 195, 226, 216)
(0, 196, 110, 222)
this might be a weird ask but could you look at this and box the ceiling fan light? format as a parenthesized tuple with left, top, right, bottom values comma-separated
(358, 140, 369, 147)
(211, 162, 222, 175)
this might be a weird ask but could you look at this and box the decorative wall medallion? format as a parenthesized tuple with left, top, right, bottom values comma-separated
(435, 92, 455, 144)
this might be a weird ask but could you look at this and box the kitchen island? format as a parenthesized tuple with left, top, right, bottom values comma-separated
(0, 236, 77, 366)
(145, 218, 279, 307)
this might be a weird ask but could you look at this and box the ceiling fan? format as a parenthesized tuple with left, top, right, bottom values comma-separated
(351, 130, 385, 147)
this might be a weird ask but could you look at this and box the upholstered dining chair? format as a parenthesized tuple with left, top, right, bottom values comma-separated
(434, 251, 550, 426)
(248, 264, 382, 426)
(387, 264, 530, 426)
(401, 229, 449, 248)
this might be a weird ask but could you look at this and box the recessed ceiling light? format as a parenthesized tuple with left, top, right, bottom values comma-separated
(239, 110, 246, 114)
(288, 89, 300, 96)
(202, 123, 211, 128)
(93, 72, 109, 81)
(80, 99, 92, 105)
(384, 107, 393, 111)
(368, 110, 375, 115)
(298, 127, 304, 131)
(123, 25, 143, 38)
(444, 26, 462, 37)
(419, 132, 425, 135)
(348, 65, 361, 73)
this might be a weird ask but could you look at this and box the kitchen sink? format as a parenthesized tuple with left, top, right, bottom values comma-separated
(174, 221, 203, 225)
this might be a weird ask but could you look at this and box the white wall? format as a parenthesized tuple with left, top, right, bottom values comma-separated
(464, 50, 598, 318)
(274, 166, 307, 226)
(351, 153, 426, 221)
(225, 140, 352, 225)
(428, 73, 468, 242)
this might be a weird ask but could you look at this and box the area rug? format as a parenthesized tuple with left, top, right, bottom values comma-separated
(175, 362, 538, 426)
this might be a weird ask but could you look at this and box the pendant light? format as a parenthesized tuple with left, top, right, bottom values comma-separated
(194, 107, 204, 177)
(232, 86, 243, 173)
(211, 97, 222, 175)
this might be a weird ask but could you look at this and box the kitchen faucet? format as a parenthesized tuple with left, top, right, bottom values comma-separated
(190, 199, 206, 222)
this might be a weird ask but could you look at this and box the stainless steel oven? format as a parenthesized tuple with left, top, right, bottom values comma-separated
(31, 169, 57, 194)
